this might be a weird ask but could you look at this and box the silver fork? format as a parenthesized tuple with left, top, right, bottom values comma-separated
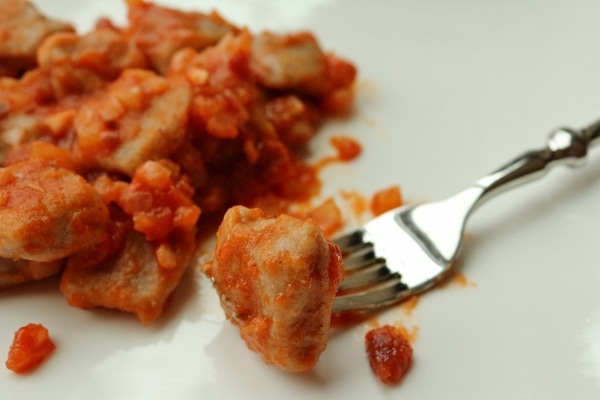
(332, 119, 600, 314)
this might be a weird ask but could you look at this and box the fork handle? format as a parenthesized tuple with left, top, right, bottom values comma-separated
(475, 119, 600, 200)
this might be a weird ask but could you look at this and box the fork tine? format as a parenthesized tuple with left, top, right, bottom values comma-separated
(332, 204, 449, 313)
(338, 262, 396, 292)
(341, 244, 384, 271)
(332, 229, 368, 253)
(333, 275, 410, 313)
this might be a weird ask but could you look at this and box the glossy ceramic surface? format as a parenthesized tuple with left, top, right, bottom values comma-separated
(3, 1, 600, 399)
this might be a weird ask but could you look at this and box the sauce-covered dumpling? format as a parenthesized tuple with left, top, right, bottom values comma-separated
(203, 205, 343, 372)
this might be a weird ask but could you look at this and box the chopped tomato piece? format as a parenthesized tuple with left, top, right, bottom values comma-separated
(108, 160, 201, 242)
(306, 198, 343, 237)
(6, 323, 56, 373)
(365, 324, 413, 385)
(370, 185, 402, 216)
(330, 135, 362, 161)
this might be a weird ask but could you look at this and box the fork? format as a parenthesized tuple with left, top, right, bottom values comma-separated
(331, 118, 600, 314)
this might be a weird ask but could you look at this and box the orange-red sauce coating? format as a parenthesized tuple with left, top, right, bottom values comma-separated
(203, 206, 344, 372)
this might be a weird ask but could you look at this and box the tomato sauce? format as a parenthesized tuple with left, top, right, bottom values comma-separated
(370, 185, 402, 216)
(330, 135, 362, 161)
(365, 324, 413, 385)
(340, 190, 368, 219)
(5, 324, 55, 374)
(315, 135, 362, 170)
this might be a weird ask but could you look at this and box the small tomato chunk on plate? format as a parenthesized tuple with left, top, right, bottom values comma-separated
(5, 323, 55, 374)
(365, 325, 413, 385)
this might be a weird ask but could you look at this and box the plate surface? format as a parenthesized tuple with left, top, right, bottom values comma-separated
(3, 1, 600, 399)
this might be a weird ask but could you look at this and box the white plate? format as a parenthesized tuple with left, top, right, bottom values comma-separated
(3, 1, 600, 399)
